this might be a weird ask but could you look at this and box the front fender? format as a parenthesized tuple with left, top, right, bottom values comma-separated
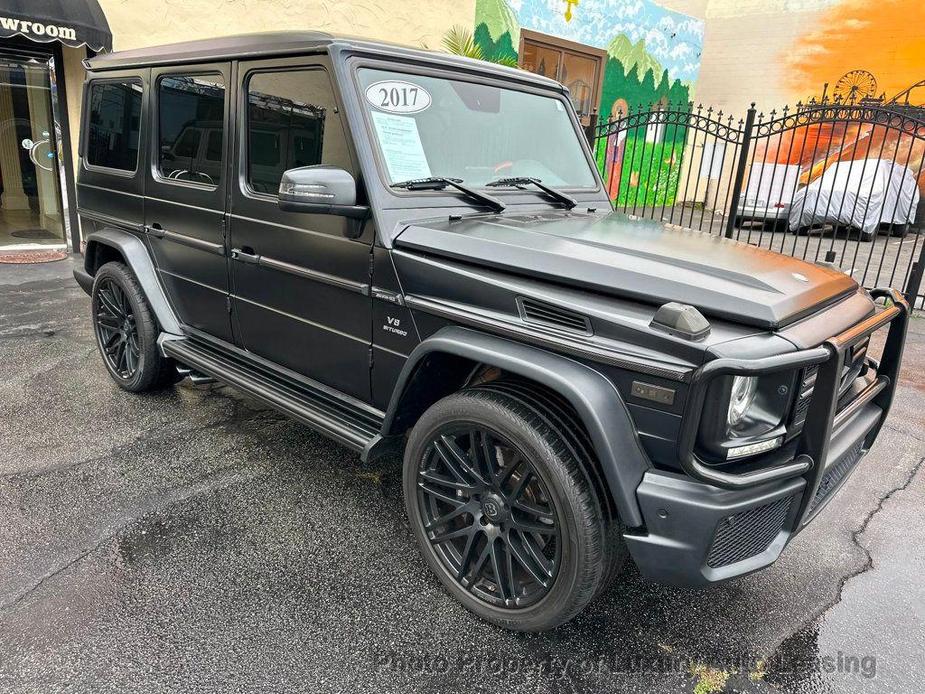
(382, 326, 650, 527)
(81, 228, 182, 336)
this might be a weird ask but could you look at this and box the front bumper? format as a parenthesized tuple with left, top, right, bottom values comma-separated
(625, 287, 909, 585)
(737, 204, 790, 222)
(625, 399, 881, 585)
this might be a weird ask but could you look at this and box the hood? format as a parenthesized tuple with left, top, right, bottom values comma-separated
(393, 210, 859, 330)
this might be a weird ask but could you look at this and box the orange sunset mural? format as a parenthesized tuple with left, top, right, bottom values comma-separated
(783, 0, 925, 104)
(756, 0, 925, 192)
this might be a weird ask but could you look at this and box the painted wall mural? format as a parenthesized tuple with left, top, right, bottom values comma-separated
(475, 0, 703, 118)
(474, 0, 705, 205)
(767, 0, 925, 194)
(784, 0, 925, 107)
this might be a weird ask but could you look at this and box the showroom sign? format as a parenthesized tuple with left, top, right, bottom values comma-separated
(0, 16, 77, 42)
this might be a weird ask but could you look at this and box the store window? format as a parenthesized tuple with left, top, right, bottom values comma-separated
(518, 30, 606, 126)
(86, 80, 142, 171)
(245, 69, 351, 195)
(157, 74, 226, 186)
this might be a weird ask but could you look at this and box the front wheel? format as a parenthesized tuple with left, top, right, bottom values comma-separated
(403, 386, 618, 631)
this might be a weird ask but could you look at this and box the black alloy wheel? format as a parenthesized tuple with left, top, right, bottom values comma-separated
(404, 386, 617, 631)
(94, 277, 140, 379)
(415, 425, 561, 609)
(90, 261, 180, 392)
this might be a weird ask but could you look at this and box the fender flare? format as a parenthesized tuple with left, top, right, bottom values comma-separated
(382, 326, 650, 527)
(82, 228, 183, 336)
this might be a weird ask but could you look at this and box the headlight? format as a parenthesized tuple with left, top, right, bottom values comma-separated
(697, 371, 798, 462)
(727, 376, 758, 428)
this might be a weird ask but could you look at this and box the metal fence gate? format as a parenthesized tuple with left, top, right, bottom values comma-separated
(590, 100, 925, 307)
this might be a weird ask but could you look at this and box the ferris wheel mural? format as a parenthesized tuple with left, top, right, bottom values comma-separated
(832, 69, 879, 103)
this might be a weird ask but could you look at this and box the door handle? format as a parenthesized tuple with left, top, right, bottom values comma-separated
(145, 223, 166, 238)
(231, 247, 260, 264)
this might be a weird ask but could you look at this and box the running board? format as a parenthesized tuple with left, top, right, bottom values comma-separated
(161, 336, 383, 452)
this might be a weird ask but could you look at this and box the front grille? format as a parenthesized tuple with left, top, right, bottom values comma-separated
(706, 496, 793, 568)
(791, 365, 817, 428)
(837, 337, 870, 403)
(808, 439, 865, 512)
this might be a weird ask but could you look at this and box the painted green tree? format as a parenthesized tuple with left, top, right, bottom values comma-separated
(473, 23, 518, 65)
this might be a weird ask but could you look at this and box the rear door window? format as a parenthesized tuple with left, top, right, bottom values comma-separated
(157, 73, 226, 186)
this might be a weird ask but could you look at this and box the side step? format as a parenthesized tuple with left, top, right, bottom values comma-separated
(162, 336, 383, 452)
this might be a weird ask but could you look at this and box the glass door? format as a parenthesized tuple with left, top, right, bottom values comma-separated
(0, 53, 65, 249)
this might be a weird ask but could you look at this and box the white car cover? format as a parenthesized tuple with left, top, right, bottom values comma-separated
(788, 159, 920, 235)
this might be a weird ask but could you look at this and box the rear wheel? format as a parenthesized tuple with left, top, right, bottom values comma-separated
(847, 226, 874, 242)
(91, 261, 179, 392)
(770, 218, 789, 234)
(403, 386, 620, 631)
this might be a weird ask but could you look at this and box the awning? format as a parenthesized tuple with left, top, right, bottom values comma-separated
(0, 0, 111, 52)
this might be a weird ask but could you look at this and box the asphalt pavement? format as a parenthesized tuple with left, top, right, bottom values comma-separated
(1, 257, 923, 693)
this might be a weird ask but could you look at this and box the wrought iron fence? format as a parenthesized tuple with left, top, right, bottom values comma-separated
(589, 99, 925, 307)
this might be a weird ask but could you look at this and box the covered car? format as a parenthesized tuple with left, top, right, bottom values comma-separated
(788, 158, 920, 239)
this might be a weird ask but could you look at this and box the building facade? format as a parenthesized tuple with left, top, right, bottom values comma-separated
(0, 0, 921, 255)
(0, 0, 475, 254)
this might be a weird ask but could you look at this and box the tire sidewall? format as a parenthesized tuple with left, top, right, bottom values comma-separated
(91, 263, 157, 391)
(403, 391, 602, 631)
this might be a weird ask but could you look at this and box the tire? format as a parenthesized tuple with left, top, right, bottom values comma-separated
(467, 379, 626, 598)
(403, 385, 619, 631)
(890, 223, 910, 238)
(847, 226, 874, 242)
(91, 261, 179, 392)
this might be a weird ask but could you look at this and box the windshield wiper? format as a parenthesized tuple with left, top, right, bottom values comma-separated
(391, 177, 506, 213)
(485, 176, 577, 210)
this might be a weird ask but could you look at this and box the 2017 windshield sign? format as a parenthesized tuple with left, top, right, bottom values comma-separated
(365, 80, 432, 114)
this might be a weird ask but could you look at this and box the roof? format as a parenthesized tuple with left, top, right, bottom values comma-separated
(86, 31, 336, 70)
(84, 31, 562, 90)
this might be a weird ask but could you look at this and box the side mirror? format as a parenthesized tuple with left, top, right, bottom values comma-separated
(278, 165, 369, 220)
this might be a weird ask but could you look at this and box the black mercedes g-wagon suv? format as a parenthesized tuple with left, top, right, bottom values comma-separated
(74, 32, 909, 632)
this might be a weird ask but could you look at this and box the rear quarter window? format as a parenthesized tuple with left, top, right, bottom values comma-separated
(85, 79, 143, 172)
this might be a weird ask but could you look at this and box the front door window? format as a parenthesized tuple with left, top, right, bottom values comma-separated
(0, 55, 65, 249)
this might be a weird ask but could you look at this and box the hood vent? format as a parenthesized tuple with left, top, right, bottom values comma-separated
(517, 297, 592, 335)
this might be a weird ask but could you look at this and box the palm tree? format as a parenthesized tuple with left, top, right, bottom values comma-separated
(440, 25, 518, 67)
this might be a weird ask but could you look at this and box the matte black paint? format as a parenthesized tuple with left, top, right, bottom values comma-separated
(80, 228, 182, 335)
(226, 55, 375, 401)
(74, 31, 908, 589)
(394, 212, 859, 330)
(144, 62, 234, 343)
(381, 327, 651, 528)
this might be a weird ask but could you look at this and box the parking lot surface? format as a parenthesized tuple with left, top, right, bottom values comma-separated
(1, 258, 923, 693)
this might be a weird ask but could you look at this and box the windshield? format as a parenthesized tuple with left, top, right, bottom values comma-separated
(357, 68, 598, 190)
